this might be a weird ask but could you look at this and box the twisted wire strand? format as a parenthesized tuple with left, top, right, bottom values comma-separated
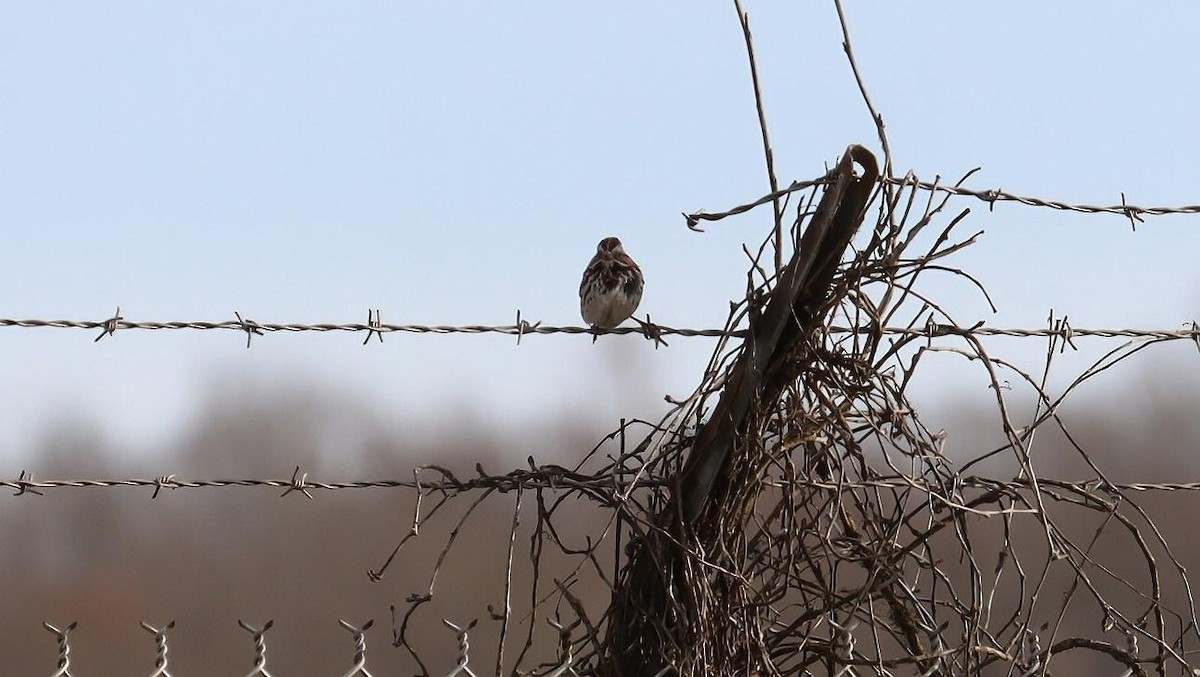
(2, 316, 1200, 342)
(0, 317, 735, 339)
(838, 324, 1200, 340)
(6, 472, 1200, 497)
(686, 174, 1200, 226)
(3, 466, 667, 498)
(893, 176, 1200, 219)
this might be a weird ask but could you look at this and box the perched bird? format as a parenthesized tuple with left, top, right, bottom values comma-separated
(579, 237, 644, 332)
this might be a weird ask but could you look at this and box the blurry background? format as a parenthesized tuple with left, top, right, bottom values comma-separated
(2, 1, 1200, 672)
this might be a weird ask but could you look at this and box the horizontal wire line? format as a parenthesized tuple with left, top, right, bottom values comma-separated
(890, 176, 1200, 219)
(4, 474, 1199, 496)
(685, 175, 1200, 226)
(0, 317, 734, 338)
(1, 317, 1199, 342)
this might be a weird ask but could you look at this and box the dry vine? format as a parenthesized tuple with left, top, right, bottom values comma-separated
(368, 3, 1199, 675)
(366, 137, 1199, 675)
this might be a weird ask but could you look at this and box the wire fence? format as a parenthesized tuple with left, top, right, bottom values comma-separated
(11, 129, 1200, 677)
(11, 143, 1200, 675)
(39, 618, 520, 677)
(8, 2, 1200, 676)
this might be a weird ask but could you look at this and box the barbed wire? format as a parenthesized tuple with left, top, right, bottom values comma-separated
(4, 313, 1200, 346)
(685, 174, 1200, 230)
(0, 310, 717, 346)
(4, 465, 651, 499)
(893, 176, 1200, 222)
(8, 468, 1200, 498)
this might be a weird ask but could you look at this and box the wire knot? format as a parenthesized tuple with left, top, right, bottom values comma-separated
(983, 187, 1002, 212)
(94, 306, 123, 342)
(151, 474, 177, 499)
(635, 314, 668, 348)
(1120, 191, 1144, 232)
(281, 465, 313, 499)
(13, 469, 43, 496)
(364, 308, 384, 345)
(514, 309, 541, 346)
(1055, 315, 1076, 352)
(234, 311, 264, 349)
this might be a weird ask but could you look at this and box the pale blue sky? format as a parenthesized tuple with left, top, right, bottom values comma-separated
(2, 2, 1198, 460)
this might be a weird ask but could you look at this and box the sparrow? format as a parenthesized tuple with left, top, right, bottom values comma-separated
(579, 237, 644, 332)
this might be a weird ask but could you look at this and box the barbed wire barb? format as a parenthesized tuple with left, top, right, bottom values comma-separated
(93, 305, 122, 342)
(13, 469, 43, 497)
(234, 311, 264, 349)
(151, 474, 177, 499)
(635, 314, 668, 348)
(515, 308, 541, 346)
(363, 308, 383, 345)
(280, 465, 313, 499)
